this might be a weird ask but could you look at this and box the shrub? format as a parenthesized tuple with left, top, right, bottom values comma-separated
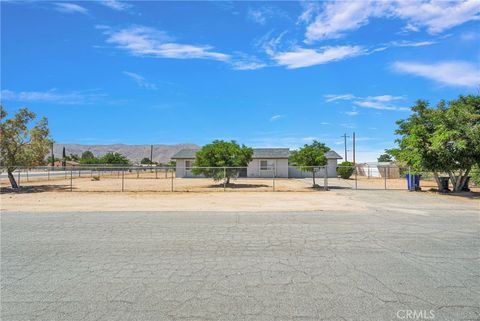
(471, 165, 480, 186)
(91, 176, 100, 181)
(337, 161, 355, 179)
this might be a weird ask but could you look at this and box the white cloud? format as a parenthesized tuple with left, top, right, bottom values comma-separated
(247, 6, 289, 25)
(100, 0, 131, 11)
(390, 40, 436, 47)
(272, 45, 365, 69)
(123, 71, 157, 90)
(105, 26, 230, 61)
(269, 114, 285, 122)
(1, 89, 104, 104)
(325, 93, 409, 111)
(392, 61, 480, 87)
(54, 2, 88, 14)
(324, 94, 356, 102)
(304, 1, 480, 42)
(345, 110, 359, 116)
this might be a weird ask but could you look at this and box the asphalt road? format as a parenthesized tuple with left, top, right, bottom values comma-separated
(1, 205, 479, 320)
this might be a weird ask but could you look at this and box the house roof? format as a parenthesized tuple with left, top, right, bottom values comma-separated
(171, 148, 291, 159)
(324, 150, 343, 159)
(171, 148, 342, 160)
(171, 149, 199, 159)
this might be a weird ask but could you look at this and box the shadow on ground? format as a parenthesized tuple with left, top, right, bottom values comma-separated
(0, 185, 71, 194)
(207, 183, 271, 189)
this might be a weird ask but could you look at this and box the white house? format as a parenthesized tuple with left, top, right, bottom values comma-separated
(171, 148, 342, 178)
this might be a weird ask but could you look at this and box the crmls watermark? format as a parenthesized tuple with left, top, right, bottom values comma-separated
(396, 310, 435, 319)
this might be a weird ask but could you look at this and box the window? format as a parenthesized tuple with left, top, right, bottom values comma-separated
(185, 160, 192, 170)
(260, 160, 274, 171)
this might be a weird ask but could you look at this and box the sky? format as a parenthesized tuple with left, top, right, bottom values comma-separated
(2, 0, 480, 162)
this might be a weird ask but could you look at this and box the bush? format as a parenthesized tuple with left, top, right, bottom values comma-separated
(91, 176, 100, 181)
(337, 161, 355, 179)
(471, 165, 480, 186)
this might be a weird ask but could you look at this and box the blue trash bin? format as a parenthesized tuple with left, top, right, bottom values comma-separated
(406, 174, 421, 191)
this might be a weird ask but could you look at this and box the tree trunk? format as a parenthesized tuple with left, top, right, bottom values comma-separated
(453, 169, 470, 192)
(226, 176, 230, 185)
(7, 170, 18, 189)
(433, 172, 442, 190)
(312, 170, 316, 187)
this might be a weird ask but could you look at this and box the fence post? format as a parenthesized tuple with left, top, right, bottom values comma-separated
(171, 168, 174, 192)
(48, 168, 50, 181)
(26, 169, 29, 182)
(155, 168, 158, 179)
(324, 166, 329, 191)
(408, 166, 412, 191)
(354, 164, 358, 190)
(79, 169, 81, 178)
(223, 167, 226, 191)
(70, 170, 73, 192)
(137, 169, 139, 179)
(122, 169, 124, 192)
(272, 167, 275, 192)
(383, 167, 388, 190)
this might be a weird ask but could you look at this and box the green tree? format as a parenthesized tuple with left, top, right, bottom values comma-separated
(289, 140, 330, 187)
(99, 152, 130, 165)
(377, 153, 393, 163)
(0, 106, 52, 188)
(337, 161, 355, 179)
(192, 140, 253, 184)
(81, 151, 94, 160)
(62, 146, 66, 167)
(391, 95, 480, 192)
(141, 157, 152, 164)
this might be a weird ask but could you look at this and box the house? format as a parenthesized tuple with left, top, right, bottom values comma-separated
(171, 148, 342, 178)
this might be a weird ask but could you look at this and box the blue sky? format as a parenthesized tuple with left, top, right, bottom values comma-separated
(2, 0, 479, 161)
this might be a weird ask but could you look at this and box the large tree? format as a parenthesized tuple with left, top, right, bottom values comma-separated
(289, 140, 330, 187)
(100, 152, 130, 165)
(0, 106, 52, 188)
(192, 140, 253, 184)
(391, 95, 480, 192)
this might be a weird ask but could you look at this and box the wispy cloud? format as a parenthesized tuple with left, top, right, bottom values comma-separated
(303, 1, 480, 42)
(99, 0, 132, 11)
(123, 71, 157, 90)
(269, 114, 285, 122)
(247, 5, 289, 25)
(272, 45, 365, 69)
(104, 25, 230, 61)
(54, 2, 88, 14)
(1, 89, 105, 104)
(392, 61, 480, 87)
(324, 94, 408, 111)
(324, 94, 356, 102)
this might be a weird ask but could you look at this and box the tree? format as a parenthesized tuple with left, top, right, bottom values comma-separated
(0, 106, 52, 188)
(377, 153, 393, 163)
(141, 157, 152, 164)
(337, 161, 355, 179)
(81, 151, 94, 160)
(62, 146, 66, 167)
(192, 140, 253, 184)
(99, 152, 130, 165)
(289, 140, 330, 187)
(391, 95, 480, 192)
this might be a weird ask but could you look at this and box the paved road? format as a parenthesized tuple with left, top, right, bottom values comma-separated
(1, 206, 479, 320)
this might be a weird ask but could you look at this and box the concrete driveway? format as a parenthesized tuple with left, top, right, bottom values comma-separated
(1, 192, 479, 321)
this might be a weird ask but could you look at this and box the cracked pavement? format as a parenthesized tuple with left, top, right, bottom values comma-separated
(1, 190, 479, 321)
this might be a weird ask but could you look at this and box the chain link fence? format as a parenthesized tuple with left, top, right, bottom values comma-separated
(1, 165, 478, 193)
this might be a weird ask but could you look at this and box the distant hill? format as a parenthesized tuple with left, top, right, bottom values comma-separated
(52, 144, 199, 164)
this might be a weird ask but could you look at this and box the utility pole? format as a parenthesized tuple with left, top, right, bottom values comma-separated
(150, 145, 154, 165)
(341, 133, 350, 161)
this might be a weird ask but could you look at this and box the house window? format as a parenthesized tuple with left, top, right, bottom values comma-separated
(260, 160, 274, 171)
(185, 160, 192, 170)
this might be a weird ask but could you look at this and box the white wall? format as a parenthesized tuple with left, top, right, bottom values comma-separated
(247, 159, 288, 178)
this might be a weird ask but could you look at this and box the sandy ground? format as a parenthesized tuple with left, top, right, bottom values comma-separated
(0, 191, 370, 212)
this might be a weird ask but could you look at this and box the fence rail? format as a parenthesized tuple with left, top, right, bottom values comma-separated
(1, 165, 478, 193)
